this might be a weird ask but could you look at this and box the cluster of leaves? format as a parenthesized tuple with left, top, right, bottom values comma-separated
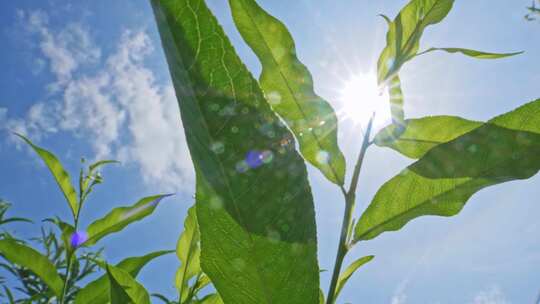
(150, 0, 536, 303)
(1, 135, 224, 303)
(1, 226, 102, 303)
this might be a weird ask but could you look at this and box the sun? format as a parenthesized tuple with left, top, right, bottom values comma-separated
(338, 73, 391, 128)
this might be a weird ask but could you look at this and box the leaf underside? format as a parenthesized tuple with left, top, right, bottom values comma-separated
(356, 99, 540, 242)
(151, 0, 319, 303)
(229, 0, 346, 185)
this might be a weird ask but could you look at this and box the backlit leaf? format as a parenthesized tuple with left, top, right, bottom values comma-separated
(228, 0, 346, 185)
(16, 134, 79, 217)
(374, 116, 482, 159)
(106, 264, 150, 304)
(377, 0, 455, 84)
(334, 255, 374, 299)
(75, 250, 172, 304)
(176, 205, 201, 302)
(151, 0, 320, 303)
(355, 99, 540, 242)
(85, 194, 172, 246)
(0, 239, 64, 297)
(416, 47, 523, 59)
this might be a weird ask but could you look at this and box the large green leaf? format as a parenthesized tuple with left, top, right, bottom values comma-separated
(151, 0, 320, 303)
(374, 116, 482, 159)
(355, 99, 540, 242)
(0, 239, 64, 297)
(106, 264, 150, 304)
(334, 255, 374, 299)
(75, 250, 172, 304)
(85, 194, 171, 246)
(377, 0, 455, 83)
(228, 0, 346, 185)
(176, 206, 201, 302)
(16, 134, 79, 217)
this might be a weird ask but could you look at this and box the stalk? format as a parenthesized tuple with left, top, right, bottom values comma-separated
(326, 114, 374, 304)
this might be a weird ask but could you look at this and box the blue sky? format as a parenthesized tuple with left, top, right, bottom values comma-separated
(0, 0, 539, 303)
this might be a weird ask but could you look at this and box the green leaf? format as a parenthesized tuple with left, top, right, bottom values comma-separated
(16, 133, 79, 217)
(151, 0, 320, 303)
(0, 239, 64, 297)
(106, 264, 150, 304)
(75, 250, 172, 304)
(334, 255, 374, 299)
(176, 205, 201, 302)
(85, 194, 172, 246)
(377, 0, 455, 83)
(198, 294, 224, 304)
(319, 289, 325, 304)
(228, 0, 346, 185)
(355, 99, 540, 242)
(388, 74, 405, 130)
(374, 116, 482, 159)
(416, 47, 523, 59)
(89, 160, 120, 173)
(44, 217, 75, 252)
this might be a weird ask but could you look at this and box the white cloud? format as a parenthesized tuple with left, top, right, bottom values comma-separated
(20, 10, 100, 90)
(3, 11, 194, 193)
(471, 286, 510, 304)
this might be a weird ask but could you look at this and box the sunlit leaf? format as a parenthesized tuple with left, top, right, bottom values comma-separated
(75, 250, 172, 304)
(388, 74, 405, 131)
(106, 264, 150, 304)
(416, 47, 523, 59)
(197, 293, 224, 304)
(85, 194, 172, 246)
(16, 133, 79, 217)
(374, 116, 482, 159)
(0, 239, 64, 297)
(377, 0, 455, 84)
(319, 289, 325, 304)
(151, 0, 320, 303)
(228, 0, 346, 185)
(176, 205, 201, 302)
(355, 99, 540, 242)
(334, 255, 374, 299)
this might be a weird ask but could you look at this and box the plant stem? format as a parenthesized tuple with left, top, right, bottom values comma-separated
(326, 114, 374, 304)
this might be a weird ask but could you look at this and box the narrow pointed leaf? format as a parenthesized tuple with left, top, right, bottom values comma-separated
(106, 264, 150, 304)
(85, 194, 172, 246)
(151, 1, 320, 303)
(416, 47, 523, 59)
(176, 206, 201, 301)
(89, 160, 120, 172)
(75, 250, 172, 304)
(334, 255, 374, 299)
(228, 0, 346, 185)
(375, 116, 482, 159)
(377, 0, 455, 83)
(16, 134, 78, 217)
(355, 99, 540, 242)
(0, 239, 64, 297)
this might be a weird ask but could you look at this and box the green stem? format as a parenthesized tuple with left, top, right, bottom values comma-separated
(326, 114, 374, 304)
(60, 187, 85, 304)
